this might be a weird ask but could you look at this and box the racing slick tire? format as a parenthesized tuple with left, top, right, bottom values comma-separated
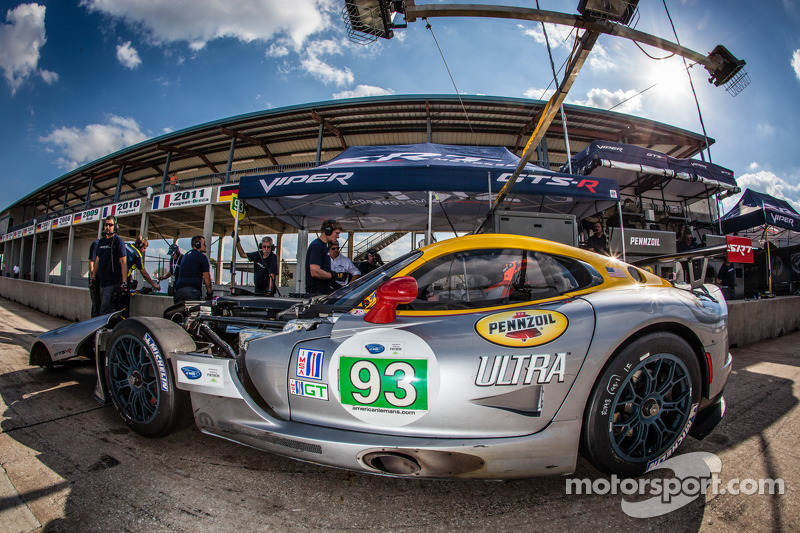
(104, 317, 195, 438)
(582, 332, 701, 477)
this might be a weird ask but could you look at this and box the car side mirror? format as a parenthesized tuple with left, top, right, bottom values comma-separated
(364, 276, 418, 324)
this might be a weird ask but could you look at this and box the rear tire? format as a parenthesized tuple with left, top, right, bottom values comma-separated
(104, 317, 195, 438)
(582, 332, 701, 477)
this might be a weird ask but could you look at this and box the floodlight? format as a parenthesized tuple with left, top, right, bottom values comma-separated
(577, 0, 639, 25)
(342, 0, 405, 44)
(706, 45, 749, 96)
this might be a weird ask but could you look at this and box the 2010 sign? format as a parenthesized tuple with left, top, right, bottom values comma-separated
(102, 199, 141, 218)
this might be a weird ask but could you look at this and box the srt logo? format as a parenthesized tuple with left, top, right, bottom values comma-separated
(728, 244, 752, 255)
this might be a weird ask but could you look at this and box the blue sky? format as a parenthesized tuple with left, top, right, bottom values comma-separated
(2, 0, 800, 230)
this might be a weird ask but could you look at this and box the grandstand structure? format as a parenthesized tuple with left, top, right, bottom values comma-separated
(0, 94, 714, 291)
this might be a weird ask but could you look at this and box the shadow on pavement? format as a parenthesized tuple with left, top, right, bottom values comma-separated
(1, 324, 797, 531)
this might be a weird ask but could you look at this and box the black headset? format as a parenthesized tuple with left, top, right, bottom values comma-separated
(105, 216, 118, 234)
(191, 235, 203, 249)
(322, 219, 336, 236)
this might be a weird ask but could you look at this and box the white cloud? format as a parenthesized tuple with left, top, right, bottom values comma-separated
(756, 122, 776, 138)
(80, 0, 333, 49)
(116, 40, 142, 69)
(39, 68, 58, 84)
(39, 115, 148, 170)
(722, 170, 800, 213)
(333, 84, 394, 99)
(587, 44, 614, 71)
(522, 86, 641, 114)
(570, 88, 643, 114)
(523, 87, 555, 101)
(266, 40, 291, 58)
(0, 3, 55, 95)
(792, 49, 800, 82)
(300, 38, 353, 85)
(519, 22, 575, 49)
(748, 162, 760, 171)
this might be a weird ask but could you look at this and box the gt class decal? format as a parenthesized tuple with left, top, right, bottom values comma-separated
(328, 329, 440, 427)
(290, 379, 329, 400)
(475, 310, 568, 347)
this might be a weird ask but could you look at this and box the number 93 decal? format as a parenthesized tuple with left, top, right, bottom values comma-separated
(330, 330, 439, 426)
(340, 357, 428, 410)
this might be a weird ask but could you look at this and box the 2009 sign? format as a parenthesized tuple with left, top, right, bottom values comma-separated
(339, 357, 428, 411)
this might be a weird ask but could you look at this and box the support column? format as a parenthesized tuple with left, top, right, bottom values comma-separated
(19, 236, 26, 279)
(296, 228, 308, 294)
(275, 233, 284, 288)
(160, 151, 172, 194)
(10, 239, 18, 276)
(65, 225, 75, 286)
(114, 165, 125, 202)
(138, 211, 149, 286)
(62, 186, 70, 215)
(315, 124, 324, 164)
(346, 233, 354, 260)
(29, 234, 37, 281)
(215, 234, 224, 285)
(85, 177, 94, 209)
(224, 137, 236, 184)
(45, 231, 53, 283)
(202, 204, 215, 284)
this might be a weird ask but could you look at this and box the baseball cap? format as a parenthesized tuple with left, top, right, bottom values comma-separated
(367, 248, 377, 255)
(168, 244, 179, 255)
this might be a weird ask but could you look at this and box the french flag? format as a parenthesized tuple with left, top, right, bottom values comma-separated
(152, 194, 172, 209)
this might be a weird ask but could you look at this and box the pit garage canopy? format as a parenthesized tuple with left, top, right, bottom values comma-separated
(719, 188, 800, 234)
(237, 143, 619, 231)
(564, 141, 738, 204)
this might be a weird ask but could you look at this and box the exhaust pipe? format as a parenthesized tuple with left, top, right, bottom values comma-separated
(362, 452, 421, 475)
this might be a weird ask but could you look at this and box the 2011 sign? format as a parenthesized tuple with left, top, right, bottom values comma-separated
(152, 187, 212, 210)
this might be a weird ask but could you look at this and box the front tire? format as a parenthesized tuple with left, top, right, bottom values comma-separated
(104, 317, 195, 438)
(582, 332, 701, 477)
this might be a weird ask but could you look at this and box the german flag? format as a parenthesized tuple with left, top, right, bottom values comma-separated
(217, 184, 239, 203)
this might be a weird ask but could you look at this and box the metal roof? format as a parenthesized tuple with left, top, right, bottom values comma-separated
(4, 94, 713, 230)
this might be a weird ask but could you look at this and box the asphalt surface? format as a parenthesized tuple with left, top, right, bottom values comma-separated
(0, 296, 797, 532)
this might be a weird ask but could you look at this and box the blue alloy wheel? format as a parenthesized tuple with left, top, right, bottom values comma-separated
(581, 332, 701, 476)
(108, 334, 160, 424)
(103, 317, 194, 438)
(609, 354, 692, 462)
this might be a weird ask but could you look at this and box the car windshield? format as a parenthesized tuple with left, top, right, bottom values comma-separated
(317, 250, 423, 308)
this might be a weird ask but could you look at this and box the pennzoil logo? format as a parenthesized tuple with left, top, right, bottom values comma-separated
(475, 310, 568, 348)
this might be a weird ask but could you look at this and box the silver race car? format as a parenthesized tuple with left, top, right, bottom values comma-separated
(29, 234, 730, 479)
